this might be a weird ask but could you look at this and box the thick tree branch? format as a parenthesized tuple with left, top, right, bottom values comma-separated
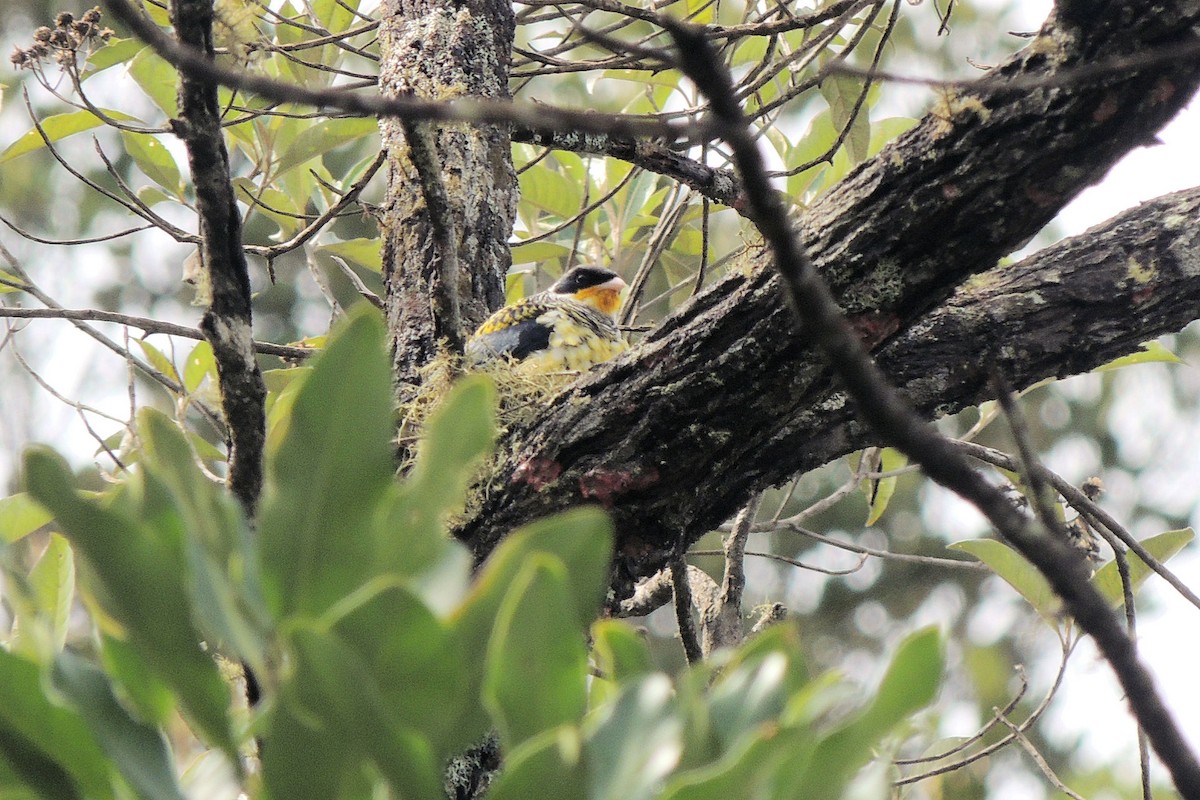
(170, 0, 266, 514)
(456, 2, 1200, 579)
(671, 13, 1200, 793)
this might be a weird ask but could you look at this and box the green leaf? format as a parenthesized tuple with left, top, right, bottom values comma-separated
(120, 132, 183, 197)
(81, 38, 145, 77)
(484, 556, 589, 748)
(22, 449, 235, 758)
(286, 627, 444, 800)
(12, 533, 75, 655)
(136, 340, 180, 385)
(51, 653, 186, 800)
(1096, 341, 1184, 371)
(128, 49, 178, 117)
(317, 238, 382, 273)
(0, 649, 113, 800)
(520, 162, 584, 219)
(259, 306, 395, 619)
(487, 729, 588, 800)
(0, 109, 139, 164)
(790, 628, 942, 800)
(98, 635, 174, 727)
(0, 267, 29, 293)
(592, 620, 655, 683)
(864, 448, 907, 526)
(0, 493, 53, 543)
(1092, 528, 1194, 607)
(949, 538, 1062, 626)
(138, 408, 267, 669)
(366, 376, 495, 599)
(261, 701, 351, 800)
(819, 74, 872, 163)
(183, 341, 216, 393)
(586, 675, 684, 800)
(510, 240, 572, 266)
(275, 117, 378, 175)
(453, 507, 612, 665)
(330, 585, 469, 756)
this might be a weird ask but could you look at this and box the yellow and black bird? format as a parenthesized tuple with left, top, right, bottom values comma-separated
(466, 265, 628, 372)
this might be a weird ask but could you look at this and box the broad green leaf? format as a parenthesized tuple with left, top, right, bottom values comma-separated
(488, 728, 587, 800)
(233, 177, 303, 239)
(818, 74, 872, 164)
(259, 307, 395, 619)
(520, 162, 585, 219)
(452, 507, 613, 679)
(317, 238, 382, 272)
(0, 493, 53, 543)
(141, 405, 268, 669)
(98, 635, 174, 727)
(0, 649, 112, 800)
(331, 585, 470, 756)
(789, 628, 942, 800)
(81, 38, 145, 77)
(275, 117, 378, 175)
(261, 700, 351, 800)
(128, 49, 178, 117)
(0, 109, 139, 164)
(707, 652, 792, 749)
(13, 533, 75, 655)
(1092, 528, 1194, 607)
(592, 619, 655, 683)
(510, 240, 572, 266)
(51, 652, 186, 800)
(120, 132, 183, 197)
(586, 674, 684, 800)
(1096, 341, 1184, 371)
(865, 448, 907, 526)
(949, 538, 1062, 626)
(22, 449, 235, 757)
(860, 627, 943, 733)
(183, 341, 216, 393)
(136, 340, 179, 385)
(368, 377, 492, 615)
(484, 556, 589, 748)
(287, 627, 444, 800)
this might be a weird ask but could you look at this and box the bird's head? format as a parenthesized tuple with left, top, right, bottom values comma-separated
(548, 265, 627, 317)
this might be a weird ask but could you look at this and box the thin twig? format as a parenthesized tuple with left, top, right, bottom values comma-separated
(670, 557, 703, 664)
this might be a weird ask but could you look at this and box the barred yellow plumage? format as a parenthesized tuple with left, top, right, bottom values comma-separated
(466, 266, 628, 372)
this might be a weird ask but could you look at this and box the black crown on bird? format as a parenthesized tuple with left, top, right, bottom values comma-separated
(465, 265, 628, 370)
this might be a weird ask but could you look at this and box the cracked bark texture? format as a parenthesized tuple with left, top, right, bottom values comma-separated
(378, 0, 518, 392)
(453, 1, 1200, 601)
(171, 0, 266, 513)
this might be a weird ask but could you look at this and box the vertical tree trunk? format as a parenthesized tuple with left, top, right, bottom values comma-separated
(377, 0, 518, 392)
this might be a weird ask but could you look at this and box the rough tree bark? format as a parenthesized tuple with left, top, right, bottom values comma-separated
(378, 0, 518, 393)
(453, 1, 1200, 599)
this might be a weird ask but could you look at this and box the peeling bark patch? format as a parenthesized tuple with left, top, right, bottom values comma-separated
(1093, 93, 1119, 123)
(579, 465, 661, 507)
(849, 311, 901, 348)
(513, 456, 562, 490)
(1151, 77, 1177, 106)
(1024, 184, 1060, 208)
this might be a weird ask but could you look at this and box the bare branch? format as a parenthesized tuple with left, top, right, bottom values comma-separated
(0, 306, 314, 359)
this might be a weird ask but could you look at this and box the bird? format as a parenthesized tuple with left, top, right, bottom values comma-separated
(465, 265, 628, 372)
